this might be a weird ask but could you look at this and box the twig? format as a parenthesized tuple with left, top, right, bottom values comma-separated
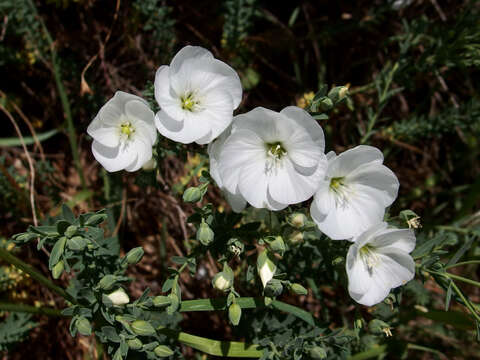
(0, 103, 38, 227)
(80, 0, 121, 95)
(113, 187, 127, 237)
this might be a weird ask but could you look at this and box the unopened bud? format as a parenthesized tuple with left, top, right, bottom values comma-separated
(76, 317, 92, 336)
(309, 346, 327, 359)
(142, 158, 156, 171)
(196, 221, 214, 246)
(267, 236, 285, 256)
(319, 97, 333, 111)
(127, 338, 143, 350)
(264, 279, 283, 297)
(257, 250, 277, 288)
(131, 320, 156, 336)
(106, 288, 129, 306)
(52, 260, 64, 279)
(154, 345, 174, 357)
(228, 303, 242, 326)
(125, 247, 144, 265)
(289, 283, 308, 296)
(288, 230, 304, 245)
(183, 187, 203, 203)
(328, 85, 349, 104)
(289, 213, 307, 228)
(98, 274, 117, 290)
(153, 295, 172, 308)
(212, 263, 234, 291)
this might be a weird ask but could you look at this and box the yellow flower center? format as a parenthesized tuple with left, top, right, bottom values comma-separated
(267, 142, 286, 159)
(360, 244, 380, 270)
(330, 177, 345, 190)
(181, 94, 197, 111)
(120, 122, 134, 137)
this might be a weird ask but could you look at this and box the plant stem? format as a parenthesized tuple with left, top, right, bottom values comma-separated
(179, 297, 316, 326)
(157, 326, 263, 358)
(0, 247, 76, 304)
(27, 0, 86, 190)
(0, 302, 63, 317)
(445, 260, 480, 269)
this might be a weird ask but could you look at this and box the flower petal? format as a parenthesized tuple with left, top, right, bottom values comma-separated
(328, 145, 384, 178)
(280, 106, 325, 151)
(154, 110, 210, 144)
(373, 228, 416, 254)
(376, 252, 415, 289)
(124, 138, 153, 172)
(170, 45, 213, 75)
(348, 162, 399, 207)
(91, 141, 137, 173)
(87, 116, 120, 148)
(219, 129, 266, 194)
(154, 65, 185, 122)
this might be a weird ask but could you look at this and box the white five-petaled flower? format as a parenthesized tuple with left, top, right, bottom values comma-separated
(87, 91, 157, 172)
(208, 126, 247, 212)
(154, 45, 242, 145)
(310, 145, 399, 240)
(346, 222, 416, 306)
(217, 106, 327, 210)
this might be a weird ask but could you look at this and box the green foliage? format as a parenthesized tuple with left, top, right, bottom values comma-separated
(0, 313, 37, 352)
(222, 0, 258, 49)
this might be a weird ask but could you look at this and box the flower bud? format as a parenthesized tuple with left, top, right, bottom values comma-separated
(52, 260, 64, 279)
(106, 288, 129, 306)
(288, 230, 304, 245)
(319, 97, 333, 111)
(183, 187, 203, 203)
(368, 319, 392, 337)
(289, 283, 308, 296)
(142, 158, 156, 171)
(153, 295, 172, 308)
(153, 345, 174, 357)
(65, 225, 78, 238)
(309, 346, 327, 359)
(67, 236, 87, 251)
(131, 320, 156, 336)
(98, 274, 117, 290)
(13, 232, 36, 244)
(213, 273, 232, 292)
(196, 221, 214, 246)
(227, 238, 244, 256)
(288, 213, 307, 228)
(228, 303, 242, 326)
(125, 247, 144, 265)
(264, 279, 283, 297)
(328, 85, 349, 104)
(76, 317, 92, 336)
(257, 250, 277, 288)
(267, 236, 285, 256)
(127, 338, 143, 350)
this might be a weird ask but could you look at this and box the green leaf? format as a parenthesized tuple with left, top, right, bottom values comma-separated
(61, 204, 76, 223)
(0, 129, 59, 147)
(49, 237, 67, 269)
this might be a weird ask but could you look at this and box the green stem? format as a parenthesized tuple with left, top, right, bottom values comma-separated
(445, 260, 480, 269)
(0, 302, 63, 317)
(27, 0, 86, 190)
(157, 326, 263, 358)
(0, 247, 75, 304)
(179, 297, 316, 326)
(449, 281, 480, 323)
(429, 269, 480, 288)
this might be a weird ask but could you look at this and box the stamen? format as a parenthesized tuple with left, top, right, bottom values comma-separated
(120, 122, 135, 137)
(359, 244, 380, 270)
(181, 93, 198, 111)
(265, 142, 287, 175)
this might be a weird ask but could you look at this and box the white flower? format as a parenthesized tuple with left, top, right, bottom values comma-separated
(106, 288, 130, 306)
(346, 222, 416, 306)
(391, 0, 413, 10)
(218, 106, 327, 210)
(208, 126, 246, 212)
(154, 45, 242, 145)
(310, 145, 399, 240)
(87, 91, 157, 172)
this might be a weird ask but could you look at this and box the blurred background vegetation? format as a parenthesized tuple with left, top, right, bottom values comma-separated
(0, 0, 479, 358)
